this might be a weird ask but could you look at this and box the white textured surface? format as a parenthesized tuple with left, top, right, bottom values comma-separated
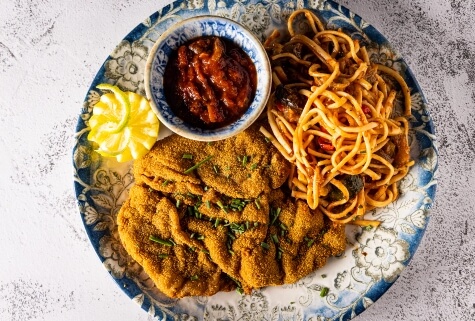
(0, 0, 473, 320)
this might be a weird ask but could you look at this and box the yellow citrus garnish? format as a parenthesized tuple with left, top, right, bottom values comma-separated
(87, 84, 159, 162)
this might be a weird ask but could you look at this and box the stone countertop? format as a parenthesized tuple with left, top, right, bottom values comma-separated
(0, 0, 473, 320)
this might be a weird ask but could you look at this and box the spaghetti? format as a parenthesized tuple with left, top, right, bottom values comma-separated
(260, 9, 414, 226)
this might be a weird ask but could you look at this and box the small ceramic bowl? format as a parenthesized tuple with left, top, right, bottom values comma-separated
(144, 15, 271, 141)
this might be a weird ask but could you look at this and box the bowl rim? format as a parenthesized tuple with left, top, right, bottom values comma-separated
(144, 14, 272, 141)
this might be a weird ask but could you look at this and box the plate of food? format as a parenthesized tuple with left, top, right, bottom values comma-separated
(73, 0, 437, 320)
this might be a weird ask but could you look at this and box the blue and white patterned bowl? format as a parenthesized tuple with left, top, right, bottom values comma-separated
(144, 15, 272, 141)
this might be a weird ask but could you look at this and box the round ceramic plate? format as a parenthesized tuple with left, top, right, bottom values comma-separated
(73, 1, 437, 320)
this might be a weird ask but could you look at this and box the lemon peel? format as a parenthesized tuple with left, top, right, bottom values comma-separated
(87, 84, 159, 162)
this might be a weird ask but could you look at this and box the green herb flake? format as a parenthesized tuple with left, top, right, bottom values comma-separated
(216, 200, 228, 213)
(196, 234, 205, 240)
(320, 287, 329, 297)
(184, 155, 213, 174)
(242, 155, 248, 166)
(250, 163, 258, 170)
(182, 154, 193, 159)
(158, 254, 168, 259)
(236, 287, 244, 295)
(255, 198, 261, 210)
(307, 239, 315, 247)
(206, 200, 211, 209)
(190, 275, 199, 281)
(213, 165, 219, 174)
(149, 236, 174, 247)
(162, 180, 170, 187)
(260, 242, 270, 250)
(321, 274, 327, 279)
(364, 225, 374, 231)
(271, 234, 279, 244)
(214, 218, 221, 228)
(270, 207, 281, 226)
(264, 137, 271, 143)
(176, 199, 181, 208)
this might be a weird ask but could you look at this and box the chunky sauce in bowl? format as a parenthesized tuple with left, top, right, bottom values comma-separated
(163, 36, 257, 129)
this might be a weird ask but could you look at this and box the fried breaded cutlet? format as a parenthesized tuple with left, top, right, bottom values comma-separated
(117, 123, 346, 298)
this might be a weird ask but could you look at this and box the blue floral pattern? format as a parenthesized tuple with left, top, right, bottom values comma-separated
(73, 1, 437, 320)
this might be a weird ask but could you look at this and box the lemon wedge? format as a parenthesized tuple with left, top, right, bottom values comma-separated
(87, 84, 159, 162)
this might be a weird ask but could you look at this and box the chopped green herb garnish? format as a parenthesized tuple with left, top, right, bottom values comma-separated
(149, 236, 174, 247)
(190, 275, 199, 281)
(260, 242, 270, 250)
(271, 234, 279, 244)
(158, 254, 168, 259)
(364, 225, 374, 230)
(216, 200, 228, 213)
(264, 137, 271, 143)
(321, 274, 327, 278)
(201, 249, 209, 254)
(184, 155, 213, 174)
(236, 287, 244, 295)
(206, 200, 211, 208)
(182, 154, 193, 159)
(307, 239, 315, 247)
(250, 163, 258, 170)
(242, 155, 248, 166)
(245, 221, 250, 230)
(213, 165, 219, 174)
(254, 222, 259, 227)
(227, 232, 236, 240)
(280, 222, 288, 231)
(190, 233, 196, 239)
(176, 199, 181, 208)
(277, 250, 282, 260)
(320, 287, 329, 297)
(270, 207, 281, 225)
(255, 198, 261, 210)
(196, 234, 205, 240)
(162, 180, 170, 186)
(214, 218, 221, 228)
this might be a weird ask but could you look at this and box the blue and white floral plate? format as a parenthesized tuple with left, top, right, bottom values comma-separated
(73, 1, 437, 320)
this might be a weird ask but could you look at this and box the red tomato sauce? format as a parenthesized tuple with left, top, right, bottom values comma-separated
(164, 36, 257, 129)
